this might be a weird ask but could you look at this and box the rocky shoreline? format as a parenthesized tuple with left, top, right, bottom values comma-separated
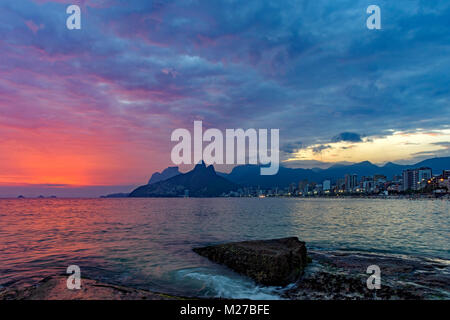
(283, 250, 450, 300)
(2, 238, 449, 300)
(0, 275, 184, 300)
(193, 237, 449, 300)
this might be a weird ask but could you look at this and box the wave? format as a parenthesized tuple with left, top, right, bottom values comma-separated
(175, 268, 288, 300)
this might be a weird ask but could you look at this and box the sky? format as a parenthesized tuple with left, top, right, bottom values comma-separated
(0, 0, 449, 196)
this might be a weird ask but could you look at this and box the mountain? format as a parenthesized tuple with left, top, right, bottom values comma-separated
(225, 165, 322, 188)
(317, 161, 381, 181)
(148, 166, 180, 184)
(128, 157, 449, 195)
(220, 157, 450, 187)
(412, 157, 450, 173)
(374, 157, 450, 179)
(129, 162, 238, 197)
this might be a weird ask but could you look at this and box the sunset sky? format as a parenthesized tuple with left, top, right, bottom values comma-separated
(0, 0, 449, 196)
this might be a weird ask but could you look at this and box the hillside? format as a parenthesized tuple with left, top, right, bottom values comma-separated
(129, 162, 238, 197)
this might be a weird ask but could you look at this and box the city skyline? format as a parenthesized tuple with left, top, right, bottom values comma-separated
(2, 156, 448, 198)
(1, 0, 449, 196)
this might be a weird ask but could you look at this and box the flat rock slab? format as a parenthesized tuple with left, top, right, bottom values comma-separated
(193, 237, 307, 286)
(0, 276, 181, 300)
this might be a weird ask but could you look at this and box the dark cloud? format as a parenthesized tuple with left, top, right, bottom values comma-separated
(312, 144, 332, 154)
(332, 132, 362, 143)
(1, 0, 449, 177)
(281, 141, 303, 153)
(2, 1, 448, 143)
(432, 142, 450, 147)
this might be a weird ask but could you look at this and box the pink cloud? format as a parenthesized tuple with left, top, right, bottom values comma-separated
(24, 20, 44, 34)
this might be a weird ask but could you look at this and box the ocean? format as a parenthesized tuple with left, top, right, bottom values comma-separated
(0, 198, 448, 299)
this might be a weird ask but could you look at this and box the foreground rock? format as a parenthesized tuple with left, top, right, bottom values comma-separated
(283, 250, 450, 300)
(193, 237, 308, 286)
(194, 238, 450, 300)
(0, 276, 182, 300)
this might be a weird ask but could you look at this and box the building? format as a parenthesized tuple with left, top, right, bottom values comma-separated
(351, 174, 358, 191)
(363, 179, 374, 193)
(387, 183, 401, 192)
(298, 180, 308, 195)
(323, 180, 331, 191)
(345, 174, 358, 191)
(418, 168, 432, 184)
(374, 174, 387, 183)
(403, 169, 414, 191)
(442, 170, 450, 180)
(334, 178, 345, 193)
(431, 170, 450, 192)
(402, 167, 432, 191)
(289, 183, 296, 195)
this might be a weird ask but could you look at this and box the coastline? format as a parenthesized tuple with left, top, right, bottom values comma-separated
(0, 275, 188, 300)
(2, 248, 448, 300)
(287, 249, 450, 300)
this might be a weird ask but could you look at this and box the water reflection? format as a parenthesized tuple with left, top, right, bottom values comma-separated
(0, 198, 448, 297)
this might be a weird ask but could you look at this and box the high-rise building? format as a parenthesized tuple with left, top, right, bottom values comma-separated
(323, 180, 331, 191)
(335, 178, 345, 192)
(418, 167, 432, 187)
(298, 180, 308, 195)
(402, 167, 432, 191)
(289, 183, 296, 194)
(403, 169, 414, 191)
(363, 179, 374, 193)
(344, 174, 358, 191)
(351, 174, 358, 190)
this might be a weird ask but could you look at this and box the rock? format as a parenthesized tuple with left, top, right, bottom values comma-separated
(193, 237, 307, 286)
(282, 250, 450, 300)
(0, 276, 182, 300)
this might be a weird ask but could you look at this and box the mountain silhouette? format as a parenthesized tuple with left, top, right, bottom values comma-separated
(221, 157, 450, 187)
(223, 165, 322, 188)
(148, 166, 180, 184)
(129, 161, 238, 197)
(412, 157, 450, 172)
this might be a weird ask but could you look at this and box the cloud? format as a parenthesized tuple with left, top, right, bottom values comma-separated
(312, 144, 332, 154)
(24, 20, 44, 34)
(332, 132, 362, 143)
(432, 141, 450, 148)
(281, 141, 303, 153)
(1, 0, 450, 192)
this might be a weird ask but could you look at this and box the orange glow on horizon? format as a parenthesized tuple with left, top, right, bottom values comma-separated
(0, 123, 166, 187)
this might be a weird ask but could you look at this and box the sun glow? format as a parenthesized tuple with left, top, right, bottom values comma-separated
(0, 124, 162, 187)
(286, 129, 450, 165)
